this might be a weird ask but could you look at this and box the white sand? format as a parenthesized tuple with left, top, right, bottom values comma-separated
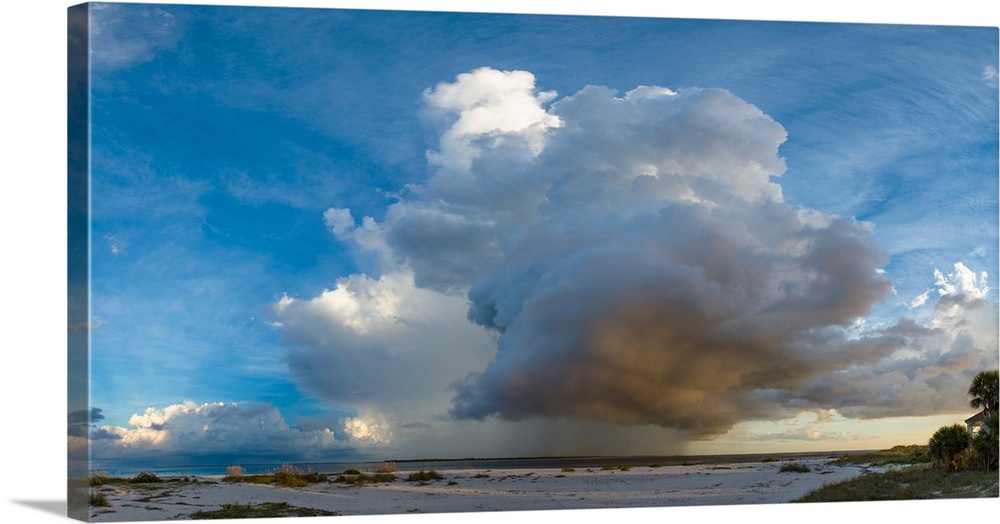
(87, 459, 865, 521)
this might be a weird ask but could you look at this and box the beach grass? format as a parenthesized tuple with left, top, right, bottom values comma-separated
(795, 464, 999, 501)
(89, 492, 110, 507)
(189, 502, 339, 519)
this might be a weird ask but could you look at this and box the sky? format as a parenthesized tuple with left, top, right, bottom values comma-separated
(64, 1, 999, 470)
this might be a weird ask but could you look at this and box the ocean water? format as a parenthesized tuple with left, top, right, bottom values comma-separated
(91, 450, 865, 478)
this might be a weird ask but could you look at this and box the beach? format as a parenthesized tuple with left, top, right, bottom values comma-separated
(86, 458, 867, 521)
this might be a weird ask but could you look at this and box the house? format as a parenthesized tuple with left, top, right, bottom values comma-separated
(965, 409, 989, 434)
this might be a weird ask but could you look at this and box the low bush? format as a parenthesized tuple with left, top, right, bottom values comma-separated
(89, 492, 110, 507)
(131, 472, 162, 483)
(779, 463, 811, 473)
(406, 470, 445, 482)
(89, 471, 109, 487)
(334, 473, 397, 485)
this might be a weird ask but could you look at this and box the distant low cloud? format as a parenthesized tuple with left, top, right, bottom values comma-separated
(90, 401, 386, 466)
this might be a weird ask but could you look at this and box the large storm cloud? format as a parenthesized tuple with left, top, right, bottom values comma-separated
(280, 67, 997, 443)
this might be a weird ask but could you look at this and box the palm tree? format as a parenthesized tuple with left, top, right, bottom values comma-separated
(928, 424, 971, 471)
(968, 369, 999, 415)
(971, 411, 998, 470)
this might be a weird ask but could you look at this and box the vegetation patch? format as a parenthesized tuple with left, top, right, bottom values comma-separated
(779, 463, 811, 473)
(224, 464, 329, 487)
(760, 457, 778, 463)
(561, 467, 576, 472)
(131, 472, 163, 484)
(89, 492, 110, 507)
(796, 465, 999, 502)
(189, 502, 339, 519)
(833, 445, 930, 467)
(406, 470, 445, 482)
(333, 473, 397, 485)
(648, 463, 663, 468)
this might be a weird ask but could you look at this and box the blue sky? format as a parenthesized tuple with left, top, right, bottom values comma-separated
(76, 2, 997, 468)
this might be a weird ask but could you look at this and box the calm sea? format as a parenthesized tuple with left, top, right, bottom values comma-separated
(92, 450, 869, 478)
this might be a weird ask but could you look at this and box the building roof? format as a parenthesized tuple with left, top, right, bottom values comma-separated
(965, 410, 989, 424)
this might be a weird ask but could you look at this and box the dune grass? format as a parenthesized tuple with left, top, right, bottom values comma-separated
(779, 463, 811, 473)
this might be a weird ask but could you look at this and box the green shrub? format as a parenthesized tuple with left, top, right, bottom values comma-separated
(649, 463, 663, 468)
(131, 472, 162, 483)
(406, 470, 445, 482)
(780, 463, 811, 473)
(334, 473, 397, 485)
(619, 465, 631, 471)
(342, 469, 362, 475)
(561, 467, 576, 472)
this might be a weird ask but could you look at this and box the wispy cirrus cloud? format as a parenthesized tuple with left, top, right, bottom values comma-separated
(90, 3, 180, 71)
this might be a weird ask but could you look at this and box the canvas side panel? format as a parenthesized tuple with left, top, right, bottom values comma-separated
(67, 3, 91, 521)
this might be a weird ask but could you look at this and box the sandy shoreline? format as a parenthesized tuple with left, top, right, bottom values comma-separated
(87, 458, 867, 521)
